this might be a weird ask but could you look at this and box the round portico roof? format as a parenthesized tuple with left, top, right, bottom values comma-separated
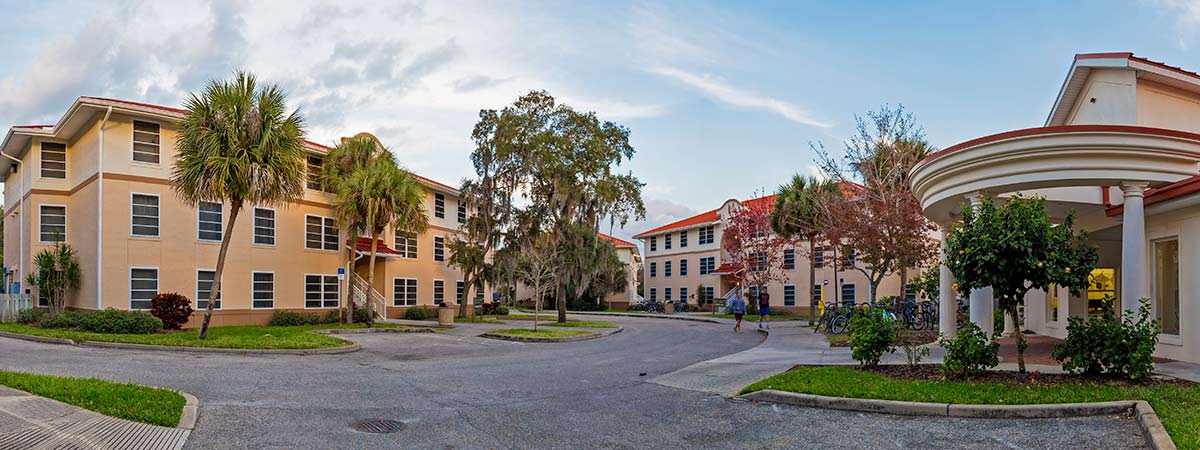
(910, 125, 1200, 223)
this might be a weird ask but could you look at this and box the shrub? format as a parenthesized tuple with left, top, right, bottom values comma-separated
(626, 302, 646, 312)
(77, 308, 162, 334)
(849, 307, 897, 368)
(268, 310, 337, 326)
(405, 307, 437, 320)
(15, 308, 43, 325)
(149, 292, 194, 330)
(566, 296, 608, 311)
(1052, 297, 1159, 380)
(39, 311, 84, 329)
(899, 331, 931, 367)
(940, 322, 999, 379)
(353, 307, 371, 324)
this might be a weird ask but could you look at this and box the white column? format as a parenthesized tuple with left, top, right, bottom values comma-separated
(966, 193, 995, 337)
(938, 225, 957, 337)
(1120, 182, 1149, 314)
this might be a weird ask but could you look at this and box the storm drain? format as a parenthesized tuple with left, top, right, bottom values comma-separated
(351, 419, 405, 434)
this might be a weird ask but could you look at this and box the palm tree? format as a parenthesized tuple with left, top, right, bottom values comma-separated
(771, 175, 839, 325)
(324, 137, 427, 324)
(173, 71, 306, 338)
(26, 240, 81, 315)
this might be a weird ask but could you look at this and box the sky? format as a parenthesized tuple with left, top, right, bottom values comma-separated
(1, 0, 1198, 242)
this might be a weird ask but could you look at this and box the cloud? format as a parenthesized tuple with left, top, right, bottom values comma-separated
(452, 75, 507, 92)
(647, 66, 833, 128)
(605, 198, 700, 243)
(1149, 0, 1200, 48)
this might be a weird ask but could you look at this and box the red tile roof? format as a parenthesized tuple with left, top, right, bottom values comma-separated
(82, 96, 187, 114)
(354, 237, 401, 256)
(633, 209, 719, 239)
(711, 261, 742, 275)
(598, 233, 636, 248)
(1106, 174, 1200, 216)
(1076, 52, 1200, 84)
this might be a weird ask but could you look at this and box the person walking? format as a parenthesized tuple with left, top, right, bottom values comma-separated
(758, 289, 771, 330)
(729, 289, 747, 333)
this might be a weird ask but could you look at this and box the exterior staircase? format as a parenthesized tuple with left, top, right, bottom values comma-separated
(350, 273, 388, 320)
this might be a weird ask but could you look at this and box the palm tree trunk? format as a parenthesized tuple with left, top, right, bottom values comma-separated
(556, 283, 567, 323)
(199, 201, 241, 339)
(366, 229, 380, 328)
(344, 237, 355, 325)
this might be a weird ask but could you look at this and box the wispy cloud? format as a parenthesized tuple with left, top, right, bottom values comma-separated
(1147, 0, 1200, 48)
(647, 66, 833, 128)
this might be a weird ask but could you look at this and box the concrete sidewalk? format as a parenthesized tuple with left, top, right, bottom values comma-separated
(0, 385, 189, 450)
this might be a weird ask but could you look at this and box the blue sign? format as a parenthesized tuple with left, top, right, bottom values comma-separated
(337, 267, 345, 275)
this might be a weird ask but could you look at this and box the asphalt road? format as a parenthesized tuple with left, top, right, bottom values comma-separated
(0, 317, 1146, 449)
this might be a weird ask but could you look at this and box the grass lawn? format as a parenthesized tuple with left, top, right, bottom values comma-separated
(454, 315, 506, 323)
(543, 320, 618, 328)
(0, 369, 185, 427)
(484, 328, 597, 339)
(707, 313, 811, 322)
(502, 314, 577, 321)
(0, 323, 408, 350)
(741, 366, 1199, 449)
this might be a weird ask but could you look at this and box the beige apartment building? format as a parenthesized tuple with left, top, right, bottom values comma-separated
(511, 233, 641, 310)
(635, 194, 915, 315)
(0, 96, 486, 327)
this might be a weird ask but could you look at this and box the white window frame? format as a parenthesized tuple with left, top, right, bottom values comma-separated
(393, 277, 418, 306)
(650, 237, 657, 252)
(39, 141, 67, 180)
(679, 258, 688, 276)
(38, 204, 67, 243)
(664, 261, 672, 277)
(665, 287, 672, 302)
(433, 279, 445, 305)
(1153, 237, 1181, 336)
(253, 207, 276, 246)
(304, 214, 339, 251)
(649, 288, 657, 302)
(703, 286, 715, 304)
(783, 249, 796, 270)
(130, 193, 160, 238)
(306, 154, 326, 191)
(197, 201, 223, 242)
(304, 273, 340, 309)
(679, 230, 688, 248)
(841, 283, 856, 303)
(665, 234, 672, 250)
(784, 284, 796, 306)
(434, 236, 445, 262)
(196, 269, 222, 310)
(457, 203, 467, 224)
(679, 287, 688, 303)
(251, 271, 275, 310)
(434, 193, 446, 219)
(699, 226, 714, 245)
(649, 262, 657, 278)
(131, 120, 162, 165)
(129, 266, 158, 311)
(456, 280, 464, 303)
(394, 230, 418, 259)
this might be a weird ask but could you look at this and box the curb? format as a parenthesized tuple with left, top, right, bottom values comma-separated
(0, 330, 76, 346)
(741, 390, 1176, 449)
(177, 391, 200, 430)
(480, 326, 623, 343)
(556, 311, 722, 324)
(76, 340, 362, 355)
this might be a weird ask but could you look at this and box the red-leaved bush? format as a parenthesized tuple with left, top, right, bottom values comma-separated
(150, 292, 194, 330)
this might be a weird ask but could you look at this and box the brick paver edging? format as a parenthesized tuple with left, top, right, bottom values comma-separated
(554, 311, 722, 324)
(480, 326, 624, 343)
(741, 390, 1176, 450)
(0, 330, 361, 355)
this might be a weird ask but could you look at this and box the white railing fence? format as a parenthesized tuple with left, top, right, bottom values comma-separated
(350, 273, 388, 319)
(0, 294, 33, 323)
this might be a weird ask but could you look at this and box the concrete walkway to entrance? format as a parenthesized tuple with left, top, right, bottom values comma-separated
(0, 385, 189, 450)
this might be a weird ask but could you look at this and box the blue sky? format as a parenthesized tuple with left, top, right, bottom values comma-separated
(1, 0, 1197, 241)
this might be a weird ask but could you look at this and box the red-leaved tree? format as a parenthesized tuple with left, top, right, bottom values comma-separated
(722, 193, 801, 306)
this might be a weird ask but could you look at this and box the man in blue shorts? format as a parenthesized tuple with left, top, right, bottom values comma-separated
(758, 290, 771, 330)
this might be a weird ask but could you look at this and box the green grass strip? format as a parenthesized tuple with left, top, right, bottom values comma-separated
(0, 370, 185, 427)
(543, 321, 618, 328)
(0, 323, 410, 350)
(742, 366, 1199, 449)
(486, 328, 596, 338)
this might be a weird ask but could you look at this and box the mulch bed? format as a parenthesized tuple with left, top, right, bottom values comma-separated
(824, 329, 938, 348)
(862, 364, 1195, 387)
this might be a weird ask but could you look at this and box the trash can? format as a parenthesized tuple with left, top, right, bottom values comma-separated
(437, 303, 455, 326)
(665, 302, 675, 314)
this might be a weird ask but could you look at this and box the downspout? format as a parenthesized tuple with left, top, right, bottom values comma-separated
(97, 106, 112, 310)
(1, 150, 22, 290)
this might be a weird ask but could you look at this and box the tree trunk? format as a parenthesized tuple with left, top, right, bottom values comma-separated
(459, 274, 474, 318)
(199, 201, 241, 339)
(533, 282, 541, 331)
(808, 236, 817, 325)
(900, 269, 909, 300)
(556, 283, 567, 323)
(366, 225, 380, 328)
(1011, 303, 1026, 373)
(831, 246, 840, 305)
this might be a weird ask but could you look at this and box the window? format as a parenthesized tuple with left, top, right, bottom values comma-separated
(305, 215, 339, 250)
(664, 287, 672, 302)
(665, 234, 672, 250)
(131, 194, 159, 237)
(841, 283, 856, 303)
(434, 280, 445, 304)
(783, 249, 796, 270)
(905, 284, 916, 302)
(680, 231, 688, 248)
(1155, 239, 1180, 335)
(650, 237, 657, 251)
(702, 286, 714, 304)
(434, 193, 445, 218)
(305, 274, 339, 308)
(196, 270, 222, 310)
(434, 236, 445, 262)
(784, 285, 796, 306)
(679, 259, 688, 276)
(664, 261, 672, 277)
(40, 142, 66, 179)
(700, 256, 715, 275)
(649, 288, 657, 302)
(456, 280, 464, 303)
(812, 285, 822, 305)
(306, 155, 326, 191)
(395, 231, 418, 258)
(699, 226, 714, 245)
(1046, 284, 1059, 322)
(747, 286, 760, 301)
(844, 246, 857, 267)
(132, 120, 160, 164)
(393, 278, 418, 306)
(457, 203, 466, 224)
(813, 246, 824, 268)
(679, 287, 688, 302)
(750, 252, 766, 272)
(197, 202, 223, 241)
(39, 205, 66, 242)
(474, 284, 485, 304)
(252, 272, 274, 309)
(649, 262, 657, 277)
(253, 208, 275, 245)
(129, 268, 157, 310)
